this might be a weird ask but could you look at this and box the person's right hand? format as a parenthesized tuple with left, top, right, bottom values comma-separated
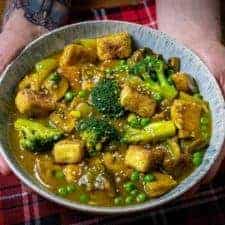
(0, 9, 47, 175)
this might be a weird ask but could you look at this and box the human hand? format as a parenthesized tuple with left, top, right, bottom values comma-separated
(160, 32, 225, 184)
(0, 9, 47, 175)
(186, 39, 225, 184)
(0, 0, 70, 175)
(156, 0, 225, 183)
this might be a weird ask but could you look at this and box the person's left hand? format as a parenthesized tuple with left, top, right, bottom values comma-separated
(189, 40, 225, 183)
(0, 8, 47, 175)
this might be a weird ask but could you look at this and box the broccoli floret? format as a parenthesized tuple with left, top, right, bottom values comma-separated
(134, 55, 178, 100)
(77, 117, 118, 155)
(15, 118, 63, 152)
(91, 78, 124, 118)
(122, 120, 176, 144)
(111, 55, 178, 101)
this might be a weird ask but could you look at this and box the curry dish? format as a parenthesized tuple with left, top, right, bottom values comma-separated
(10, 32, 211, 206)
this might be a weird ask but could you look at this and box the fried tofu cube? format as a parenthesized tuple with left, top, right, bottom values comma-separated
(53, 140, 85, 164)
(125, 145, 152, 172)
(144, 172, 177, 197)
(59, 44, 97, 67)
(171, 72, 197, 93)
(15, 89, 55, 117)
(120, 86, 156, 117)
(63, 164, 82, 182)
(43, 76, 68, 101)
(49, 110, 76, 133)
(59, 66, 81, 90)
(96, 32, 132, 60)
(171, 99, 202, 138)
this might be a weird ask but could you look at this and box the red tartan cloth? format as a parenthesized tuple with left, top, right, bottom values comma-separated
(1, 1, 225, 225)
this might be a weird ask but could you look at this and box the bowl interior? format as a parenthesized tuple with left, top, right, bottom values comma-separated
(0, 21, 224, 214)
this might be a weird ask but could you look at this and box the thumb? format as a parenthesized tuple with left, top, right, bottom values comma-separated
(0, 155, 10, 175)
(0, 29, 28, 73)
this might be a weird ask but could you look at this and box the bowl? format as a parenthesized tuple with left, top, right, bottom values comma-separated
(0, 20, 224, 214)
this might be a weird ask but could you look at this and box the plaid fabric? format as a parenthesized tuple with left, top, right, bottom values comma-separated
(1, 0, 225, 224)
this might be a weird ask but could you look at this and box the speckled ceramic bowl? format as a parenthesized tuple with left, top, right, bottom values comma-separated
(0, 21, 224, 214)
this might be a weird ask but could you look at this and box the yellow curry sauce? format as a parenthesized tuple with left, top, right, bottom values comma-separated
(9, 32, 211, 206)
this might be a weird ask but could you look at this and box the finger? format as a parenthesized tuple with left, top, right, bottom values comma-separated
(0, 30, 26, 73)
(0, 155, 10, 175)
(217, 71, 225, 97)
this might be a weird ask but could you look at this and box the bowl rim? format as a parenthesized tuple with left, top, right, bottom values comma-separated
(0, 20, 225, 214)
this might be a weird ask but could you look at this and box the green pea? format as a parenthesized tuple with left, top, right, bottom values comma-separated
(75, 103, 92, 117)
(202, 131, 210, 141)
(130, 170, 140, 182)
(66, 184, 76, 193)
(192, 151, 204, 167)
(114, 196, 123, 205)
(49, 72, 61, 83)
(201, 124, 208, 131)
(136, 193, 147, 203)
(64, 91, 75, 102)
(54, 170, 64, 179)
(125, 196, 134, 205)
(78, 90, 89, 98)
(57, 186, 68, 196)
(143, 173, 156, 183)
(201, 117, 209, 125)
(130, 189, 139, 196)
(140, 118, 151, 127)
(79, 194, 90, 203)
(123, 181, 136, 192)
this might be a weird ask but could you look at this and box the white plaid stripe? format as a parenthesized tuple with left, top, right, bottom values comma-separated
(143, 0, 157, 28)
(0, 192, 27, 201)
(32, 193, 41, 225)
(92, 9, 101, 20)
(100, 9, 108, 20)
(21, 184, 31, 225)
